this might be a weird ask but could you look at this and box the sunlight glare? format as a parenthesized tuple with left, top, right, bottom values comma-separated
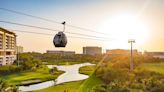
(99, 14, 149, 49)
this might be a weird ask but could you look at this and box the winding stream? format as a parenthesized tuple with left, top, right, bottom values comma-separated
(18, 63, 94, 91)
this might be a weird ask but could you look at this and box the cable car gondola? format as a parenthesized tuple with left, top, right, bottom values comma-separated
(53, 31, 67, 47)
(53, 21, 67, 47)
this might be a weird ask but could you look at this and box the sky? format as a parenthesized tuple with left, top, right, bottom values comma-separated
(0, 0, 164, 53)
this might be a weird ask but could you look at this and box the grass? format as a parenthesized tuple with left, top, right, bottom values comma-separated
(32, 80, 84, 92)
(56, 61, 81, 65)
(77, 74, 103, 92)
(79, 65, 96, 75)
(45, 61, 81, 65)
(78, 65, 103, 92)
(33, 65, 103, 92)
(0, 65, 63, 85)
(33, 75, 102, 92)
(141, 62, 164, 74)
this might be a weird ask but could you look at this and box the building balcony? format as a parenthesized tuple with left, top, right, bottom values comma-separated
(0, 49, 4, 51)
(0, 55, 4, 58)
(0, 55, 16, 57)
(0, 55, 16, 56)
(5, 49, 15, 52)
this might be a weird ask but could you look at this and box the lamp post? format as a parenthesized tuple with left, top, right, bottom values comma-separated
(128, 39, 135, 71)
(17, 47, 19, 67)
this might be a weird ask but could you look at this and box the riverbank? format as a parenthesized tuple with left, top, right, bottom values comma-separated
(0, 65, 64, 86)
(47, 62, 163, 92)
(33, 75, 102, 92)
(45, 61, 82, 65)
(32, 65, 103, 92)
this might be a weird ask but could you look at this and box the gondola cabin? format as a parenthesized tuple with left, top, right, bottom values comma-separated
(53, 31, 67, 47)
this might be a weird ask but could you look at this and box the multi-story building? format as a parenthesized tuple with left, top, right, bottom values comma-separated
(83, 46, 102, 55)
(144, 51, 164, 58)
(46, 50, 75, 56)
(16, 46, 23, 53)
(0, 27, 17, 66)
(106, 49, 139, 55)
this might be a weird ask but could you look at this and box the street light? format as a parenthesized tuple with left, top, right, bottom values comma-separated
(17, 46, 20, 67)
(128, 39, 135, 71)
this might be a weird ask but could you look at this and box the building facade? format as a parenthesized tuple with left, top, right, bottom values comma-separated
(0, 27, 17, 66)
(83, 46, 102, 55)
(144, 51, 164, 58)
(106, 49, 138, 55)
(46, 50, 75, 55)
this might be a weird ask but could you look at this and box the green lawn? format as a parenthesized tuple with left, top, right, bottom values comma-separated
(33, 65, 103, 92)
(79, 65, 96, 75)
(0, 66, 63, 85)
(33, 75, 102, 92)
(32, 80, 84, 92)
(141, 62, 164, 74)
(77, 74, 103, 92)
(45, 61, 81, 65)
(76, 65, 103, 92)
(56, 61, 81, 65)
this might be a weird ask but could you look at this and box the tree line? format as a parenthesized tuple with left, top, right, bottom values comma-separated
(93, 54, 164, 92)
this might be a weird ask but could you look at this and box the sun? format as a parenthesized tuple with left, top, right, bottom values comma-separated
(99, 14, 149, 49)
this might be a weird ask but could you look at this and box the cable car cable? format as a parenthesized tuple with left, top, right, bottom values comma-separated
(0, 20, 114, 40)
(62, 21, 66, 32)
(0, 8, 111, 36)
(10, 29, 111, 41)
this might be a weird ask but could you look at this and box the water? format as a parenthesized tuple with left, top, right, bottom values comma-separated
(18, 63, 94, 91)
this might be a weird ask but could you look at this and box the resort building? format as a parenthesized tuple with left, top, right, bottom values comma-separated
(46, 50, 75, 56)
(83, 46, 102, 55)
(144, 51, 164, 58)
(0, 27, 17, 66)
(106, 49, 139, 55)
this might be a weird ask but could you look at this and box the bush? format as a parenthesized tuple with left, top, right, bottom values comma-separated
(0, 65, 22, 75)
(96, 65, 134, 83)
(93, 84, 106, 92)
(0, 79, 18, 92)
(93, 83, 130, 92)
